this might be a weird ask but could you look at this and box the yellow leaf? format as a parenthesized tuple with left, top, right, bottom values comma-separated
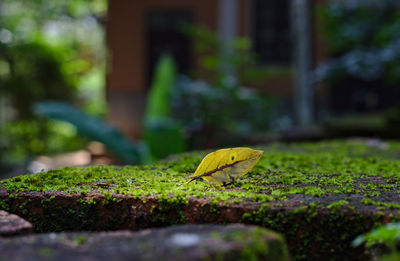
(185, 147, 263, 186)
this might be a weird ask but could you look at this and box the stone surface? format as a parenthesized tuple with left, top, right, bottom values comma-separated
(0, 210, 33, 237)
(2, 140, 400, 260)
(0, 224, 289, 261)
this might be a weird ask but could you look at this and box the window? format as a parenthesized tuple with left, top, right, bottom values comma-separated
(252, 0, 292, 65)
(147, 10, 192, 87)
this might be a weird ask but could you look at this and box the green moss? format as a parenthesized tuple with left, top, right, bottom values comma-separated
(327, 200, 349, 210)
(0, 200, 10, 212)
(38, 247, 54, 258)
(2, 140, 400, 260)
(72, 235, 87, 246)
(240, 202, 381, 261)
(148, 196, 187, 226)
(361, 199, 400, 209)
(18, 198, 32, 215)
(224, 227, 289, 261)
(2, 140, 400, 206)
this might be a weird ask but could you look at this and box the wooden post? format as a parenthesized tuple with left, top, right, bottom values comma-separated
(292, 0, 314, 127)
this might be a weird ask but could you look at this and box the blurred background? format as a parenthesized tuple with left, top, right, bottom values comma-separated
(1, 0, 400, 177)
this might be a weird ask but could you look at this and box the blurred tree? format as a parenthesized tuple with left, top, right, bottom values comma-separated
(171, 76, 273, 149)
(316, 0, 400, 116)
(0, 41, 77, 119)
(0, 0, 107, 115)
(173, 27, 274, 149)
(317, 0, 400, 82)
(0, 0, 107, 166)
(183, 25, 258, 87)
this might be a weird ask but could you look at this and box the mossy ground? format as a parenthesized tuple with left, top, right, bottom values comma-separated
(2, 139, 400, 205)
(1, 139, 400, 260)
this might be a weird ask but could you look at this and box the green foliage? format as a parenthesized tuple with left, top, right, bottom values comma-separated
(0, 0, 107, 165)
(318, 0, 400, 55)
(316, 0, 400, 83)
(183, 25, 257, 85)
(172, 76, 274, 148)
(0, 41, 77, 118)
(241, 66, 293, 84)
(0, 119, 87, 165)
(173, 26, 275, 148)
(144, 118, 185, 160)
(144, 55, 185, 160)
(353, 223, 400, 260)
(184, 25, 293, 83)
(34, 101, 151, 164)
(0, 0, 107, 114)
(145, 55, 176, 119)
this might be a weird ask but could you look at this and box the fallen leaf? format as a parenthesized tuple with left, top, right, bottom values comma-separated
(186, 147, 263, 186)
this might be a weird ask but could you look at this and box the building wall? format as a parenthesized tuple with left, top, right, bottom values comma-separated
(106, 0, 324, 138)
(106, 0, 218, 138)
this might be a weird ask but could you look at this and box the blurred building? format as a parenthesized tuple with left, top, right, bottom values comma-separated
(106, 0, 326, 138)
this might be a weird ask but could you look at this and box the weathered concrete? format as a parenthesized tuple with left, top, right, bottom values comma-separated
(0, 224, 289, 261)
(0, 210, 33, 237)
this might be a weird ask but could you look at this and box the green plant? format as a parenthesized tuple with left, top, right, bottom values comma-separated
(0, 0, 107, 166)
(172, 27, 275, 148)
(34, 101, 150, 164)
(0, 119, 88, 166)
(0, 40, 83, 165)
(353, 223, 400, 260)
(171, 76, 273, 148)
(316, 0, 400, 83)
(145, 55, 177, 119)
(183, 25, 257, 86)
(0, 41, 78, 119)
(144, 54, 185, 160)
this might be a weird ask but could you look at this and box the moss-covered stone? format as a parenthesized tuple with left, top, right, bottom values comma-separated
(1, 139, 400, 260)
(0, 224, 289, 261)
